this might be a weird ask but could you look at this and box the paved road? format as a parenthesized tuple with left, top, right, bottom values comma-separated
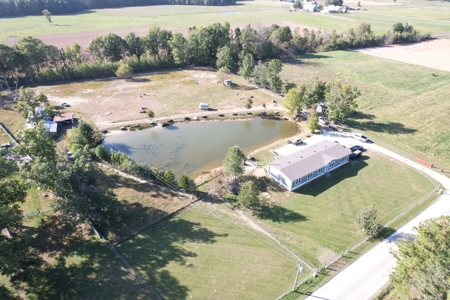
(305, 133, 450, 300)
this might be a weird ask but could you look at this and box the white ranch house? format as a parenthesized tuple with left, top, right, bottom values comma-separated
(267, 140, 351, 191)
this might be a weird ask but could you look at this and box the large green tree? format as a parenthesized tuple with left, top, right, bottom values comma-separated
(124, 32, 144, 58)
(237, 181, 260, 209)
(223, 145, 247, 179)
(14, 36, 59, 75)
(169, 33, 189, 66)
(266, 59, 283, 92)
(391, 216, 450, 299)
(178, 173, 197, 192)
(67, 120, 103, 151)
(237, 52, 255, 81)
(283, 88, 303, 116)
(325, 83, 361, 122)
(0, 158, 42, 293)
(13, 122, 57, 161)
(216, 45, 236, 72)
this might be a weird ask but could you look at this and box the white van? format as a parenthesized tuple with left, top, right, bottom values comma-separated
(352, 133, 368, 142)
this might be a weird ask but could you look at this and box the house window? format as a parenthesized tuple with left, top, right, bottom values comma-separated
(340, 157, 348, 163)
(307, 172, 313, 179)
(294, 178, 302, 185)
(329, 161, 335, 168)
(317, 167, 325, 174)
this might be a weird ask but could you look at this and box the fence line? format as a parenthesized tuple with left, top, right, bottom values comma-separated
(0, 122, 19, 145)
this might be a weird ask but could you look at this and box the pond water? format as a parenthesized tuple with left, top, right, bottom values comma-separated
(103, 119, 298, 179)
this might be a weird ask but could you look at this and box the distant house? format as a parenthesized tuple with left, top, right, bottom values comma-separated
(199, 103, 209, 110)
(323, 5, 340, 13)
(43, 120, 58, 134)
(303, 1, 319, 11)
(53, 113, 74, 124)
(267, 140, 351, 191)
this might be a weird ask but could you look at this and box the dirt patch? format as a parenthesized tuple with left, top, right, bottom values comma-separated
(355, 39, 450, 72)
(36, 69, 278, 128)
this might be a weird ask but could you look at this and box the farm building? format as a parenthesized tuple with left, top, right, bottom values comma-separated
(199, 103, 209, 110)
(303, 1, 319, 11)
(267, 140, 351, 191)
(53, 113, 74, 124)
(43, 120, 58, 134)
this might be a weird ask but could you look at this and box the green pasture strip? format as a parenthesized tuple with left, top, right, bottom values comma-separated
(251, 152, 435, 267)
(2, 0, 450, 43)
(118, 201, 302, 300)
(281, 51, 450, 169)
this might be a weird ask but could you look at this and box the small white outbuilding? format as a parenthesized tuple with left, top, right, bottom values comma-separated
(199, 103, 209, 110)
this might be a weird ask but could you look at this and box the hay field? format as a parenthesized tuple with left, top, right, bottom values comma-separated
(118, 200, 302, 300)
(2, 0, 450, 45)
(355, 39, 450, 72)
(36, 69, 277, 128)
(280, 49, 450, 169)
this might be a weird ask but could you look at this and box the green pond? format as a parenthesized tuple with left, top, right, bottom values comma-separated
(103, 119, 298, 178)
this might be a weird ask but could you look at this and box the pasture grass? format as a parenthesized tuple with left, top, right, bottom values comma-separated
(2, 0, 450, 43)
(282, 191, 440, 300)
(39, 236, 152, 299)
(251, 152, 436, 267)
(281, 51, 450, 169)
(92, 166, 193, 243)
(118, 200, 302, 300)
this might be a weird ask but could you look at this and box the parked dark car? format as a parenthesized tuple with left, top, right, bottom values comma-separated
(350, 145, 364, 152)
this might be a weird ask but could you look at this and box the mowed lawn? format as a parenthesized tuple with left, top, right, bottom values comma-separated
(2, 0, 450, 43)
(253, 152, 436, 267)
(281, 50, 450, 169)
(118, 201, 301, 300)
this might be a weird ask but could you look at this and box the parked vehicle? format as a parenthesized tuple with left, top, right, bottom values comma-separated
(350, 145, 364, 152)
(60, 102, 70, 107)
(350, 150, 362, 159)
(352, 133, 368, 142)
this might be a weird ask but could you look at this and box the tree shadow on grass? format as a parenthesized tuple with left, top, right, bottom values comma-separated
(298, 157, 370, 197)
(256, 204, 307, 223)
(116, 218, 227, 299)
(347, 120, 417, 135)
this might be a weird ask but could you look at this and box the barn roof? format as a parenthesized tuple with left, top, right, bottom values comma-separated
(268, 140, 351, 181)
(53, 113, 74, 123)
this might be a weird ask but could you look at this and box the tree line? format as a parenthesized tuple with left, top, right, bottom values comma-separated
(0, 22, 430, 90)
(0, 0, 236, 18)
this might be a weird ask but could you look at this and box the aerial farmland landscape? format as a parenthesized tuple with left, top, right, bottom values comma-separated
(1, 0, 450, 299)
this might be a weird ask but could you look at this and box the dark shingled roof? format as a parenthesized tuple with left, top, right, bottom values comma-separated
(268, 140, 351, 181)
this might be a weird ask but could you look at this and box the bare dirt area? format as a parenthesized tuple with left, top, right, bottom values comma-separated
(4, 27, 189, 48)
(355, 38, 450, 72)
(36, 69, 278, 128)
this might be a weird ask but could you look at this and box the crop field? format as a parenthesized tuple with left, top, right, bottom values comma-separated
(2, 0, 450, 46)
(250, 151, 436, 267)
(280, 48, 450, 169)
(36, 69, 277, 128)
(117, 200, 302, 300)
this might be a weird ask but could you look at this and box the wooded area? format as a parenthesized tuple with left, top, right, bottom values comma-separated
(0, 22, 430, 91)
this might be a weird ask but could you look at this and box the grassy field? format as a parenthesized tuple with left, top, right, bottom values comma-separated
(280, 50, 450, 169)
(94, 166, 193, 243)
(248, 151, 436, 267)
(118, 200, 304, 300)
(2, 0, 450, 43)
